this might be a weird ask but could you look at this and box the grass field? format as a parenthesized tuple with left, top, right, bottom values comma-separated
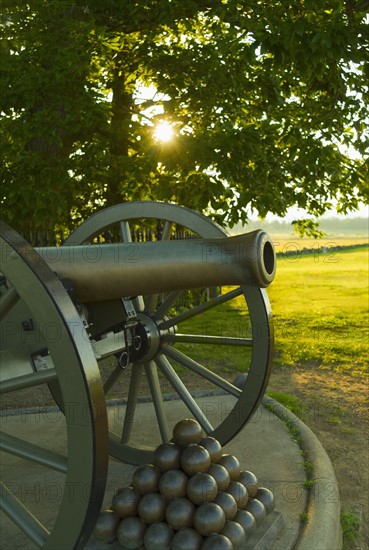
(174, 246, 369, 377)
(267, 246, 369, 374)
(171, 293, 252, 375)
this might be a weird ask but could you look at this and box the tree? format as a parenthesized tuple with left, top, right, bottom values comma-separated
(1, 0, 368, 237)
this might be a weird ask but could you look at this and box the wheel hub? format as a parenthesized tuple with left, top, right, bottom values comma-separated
(128, 313, 172, 363)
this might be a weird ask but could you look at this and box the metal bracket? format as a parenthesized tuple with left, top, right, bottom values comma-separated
(122, 297, 138, 327)
(119, 297, 141, 368)
(32, 350, 54, 371)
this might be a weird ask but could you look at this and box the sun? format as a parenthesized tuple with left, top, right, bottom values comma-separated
(154, 121, 174, 142)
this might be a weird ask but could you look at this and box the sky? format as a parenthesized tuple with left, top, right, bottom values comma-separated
(261, 203, 369, 222)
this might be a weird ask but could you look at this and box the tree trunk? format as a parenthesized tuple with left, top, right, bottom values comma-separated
(105, 61, 136, 205)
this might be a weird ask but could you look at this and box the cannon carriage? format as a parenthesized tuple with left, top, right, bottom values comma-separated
(0, 201, 276, 549)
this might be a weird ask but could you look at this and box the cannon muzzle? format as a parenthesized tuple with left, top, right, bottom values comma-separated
(36, 230, 275, 302)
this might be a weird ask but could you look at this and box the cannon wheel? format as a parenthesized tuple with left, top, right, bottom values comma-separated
(65, 201, 274, 465)
(0, 221, 109, 549)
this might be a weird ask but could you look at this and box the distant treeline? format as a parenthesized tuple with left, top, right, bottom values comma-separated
(276, 241, 368, 259)
(233, 216, 369, 235)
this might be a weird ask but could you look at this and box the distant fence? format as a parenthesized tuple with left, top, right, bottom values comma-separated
(24, 227, 197, 246)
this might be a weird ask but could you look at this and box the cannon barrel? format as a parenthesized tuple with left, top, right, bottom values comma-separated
(35, 230, 275, 302)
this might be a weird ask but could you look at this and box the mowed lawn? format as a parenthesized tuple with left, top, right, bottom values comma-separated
(267, 246, 369, 374)
(173, 246, 368, 378)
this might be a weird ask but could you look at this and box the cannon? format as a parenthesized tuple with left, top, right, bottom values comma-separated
(0, 201, 276, 549)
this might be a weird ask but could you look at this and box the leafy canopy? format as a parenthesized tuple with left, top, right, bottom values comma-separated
(1, 0, 368, 235)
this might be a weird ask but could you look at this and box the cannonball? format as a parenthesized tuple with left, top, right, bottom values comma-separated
(201, 533, 233, 550)
(154, 442, 181, 471)
(116, 516, 146, 549)
(221, 520, 247, 549)
(166, 497, 195, 530)
(93, 510, 120, 543)
(132, 464, 161, 494)
(193, 502, 226, 536)
(171, 528, 203, 550)
(238, 470, 258, 498)
(181, 445, 211, 476)
(219, 454, 241, 481)
(208, 464, 231, 491)
(234, 509, 256, 535)
(112, 486, 141, 518)
(227, 480, 248, 508)
(199, 436, 222, 463)
(245, 498, 267, 524)
(137, 492, 166, 523)
(187, 472, 218, 505)
(173, 418, 203, 446)
(214, 491, 238, 520)
(159, 468, 188, 500)
(256, 487, 275, 514)
(143, 522, 173, 550)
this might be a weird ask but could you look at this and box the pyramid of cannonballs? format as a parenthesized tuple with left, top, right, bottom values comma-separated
(94, 419, 275, 549)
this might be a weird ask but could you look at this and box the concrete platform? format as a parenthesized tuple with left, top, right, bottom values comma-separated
(0, 393, 341, 549)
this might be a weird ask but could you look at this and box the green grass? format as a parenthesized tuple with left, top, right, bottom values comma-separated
(341, 509, 362, 548)
(263, 401, 302, 444)
(171, 294, 252, 374)
(299, 512, 309, 524)
(172, 247, 368, 378)
(303, 479, 315, 489)
(267, 247, 369, 374)
(266, 391, 305, 417)
(303, 461, 314, 476)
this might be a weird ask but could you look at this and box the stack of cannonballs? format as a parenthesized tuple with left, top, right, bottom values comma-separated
(93, 419, 275, 549)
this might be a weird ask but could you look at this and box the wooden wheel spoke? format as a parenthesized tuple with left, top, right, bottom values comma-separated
(153, 290, 183, 319)
(0, 481, 49, 547)
(162, 333, 253, 346)
(161, 221, 173, 241)
(145, 221, 173, 314)
(155, 354, 214, 434)
(0, 286, 19, 321)
(103, 364, 123, 395)
(0, 368, 57, 395)
(0, 432, 67, 473)
(119, 221, 145, 310)
(120, 364, 144, 444)
(163, 347, 242, 398)
(144, 361, 171, 443)
(119, 221, 132, 243)
(159, 287, 243, 330)
(144, 294, 157, 314)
